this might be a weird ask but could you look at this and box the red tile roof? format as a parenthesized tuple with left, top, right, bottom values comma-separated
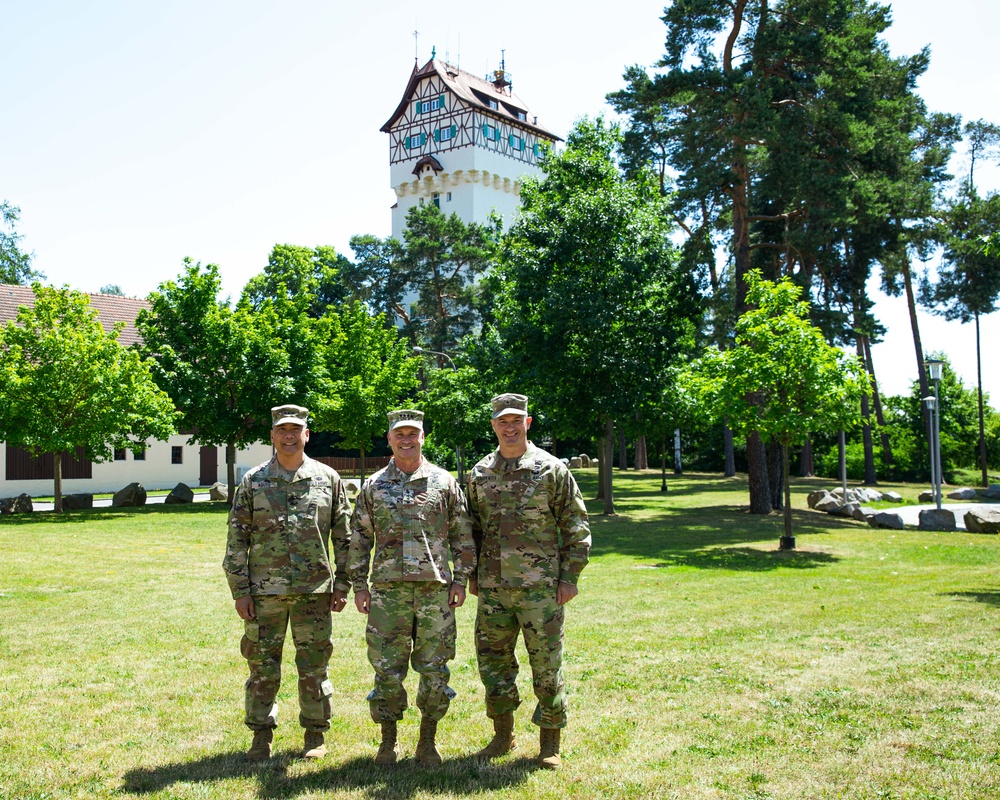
(0, 284, 149, 347)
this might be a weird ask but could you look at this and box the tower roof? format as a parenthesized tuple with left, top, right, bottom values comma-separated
(381, 58, 562, 142)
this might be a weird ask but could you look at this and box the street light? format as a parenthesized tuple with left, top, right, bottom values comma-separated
(413, 346, 464, 484)
(925, 358, 945, 511)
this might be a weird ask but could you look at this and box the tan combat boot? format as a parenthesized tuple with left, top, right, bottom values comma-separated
(476, 711, 516, 759)
(374, 720, 399, 765)
(537, 727, 561, 769)
(247, 728, 273, 762)
(415, 716, 442, 766)
(303, 730, 327, 759)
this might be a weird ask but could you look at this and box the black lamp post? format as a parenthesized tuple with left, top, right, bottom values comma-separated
(924, 358, 944, 511)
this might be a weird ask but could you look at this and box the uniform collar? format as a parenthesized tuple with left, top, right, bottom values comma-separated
(264, 453, 321, 482)
(385, 457, 431, 483)
(487, 442, 537, 473)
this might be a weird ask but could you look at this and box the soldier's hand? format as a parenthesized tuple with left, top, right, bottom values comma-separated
(468, 577, 478, 597)
(330, 589, 348, 613)
(448, 583, 466, 609)
(235, 595, 255, 620)
(355, 589, 371, 614)
(556, 581, 578, 606)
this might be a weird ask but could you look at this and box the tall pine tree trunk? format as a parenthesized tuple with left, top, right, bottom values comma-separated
(227, 441, 237, 505)
(747, 431, 771, 514)
(634, 434, 648, 470)
(862, 336, 893, 465)
(767, 439, 783, 511)
(976, 311, 988, 487)
(856, 335, 877, 485)
(602, 416, 616, 515)
(618, 430, 628, 470)
(596, 435, 606, 501)
(360, 446, 367, 482)
(799, 435, 814, 477)
(53, 452, 64, 514)
(902, 255, 931, 437)
(723, 421, 736, 477)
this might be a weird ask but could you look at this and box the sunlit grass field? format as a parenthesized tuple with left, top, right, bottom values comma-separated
(2, 469, 999, 799)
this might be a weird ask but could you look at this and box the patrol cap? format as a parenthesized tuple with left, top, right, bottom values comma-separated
(271, 404, 309, 428)
(491, 393, 528, 419)
(388, 409, 424, 432)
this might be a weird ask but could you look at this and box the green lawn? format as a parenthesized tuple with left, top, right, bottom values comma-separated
(2, 470, 999, 799)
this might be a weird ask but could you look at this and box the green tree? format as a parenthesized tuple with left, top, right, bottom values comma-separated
(0, 284, 176, 511)
(242, 244, 351, 318)
(487, 118, 700, 514)
(137, 259, 294, 499)
(685, 272, 870, 543)
(307, 301, 418, 480)
(1, 201, 42, 285)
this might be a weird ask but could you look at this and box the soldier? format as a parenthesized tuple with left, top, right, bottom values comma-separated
(223, 404, 352, 762)
(466, 393, 591, 769)
(349, 409, 475, 766)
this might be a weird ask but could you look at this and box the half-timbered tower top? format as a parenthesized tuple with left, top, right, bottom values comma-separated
(383, 56, 561, 241)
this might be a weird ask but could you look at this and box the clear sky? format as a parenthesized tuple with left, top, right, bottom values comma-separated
(3, 0, 999, 403)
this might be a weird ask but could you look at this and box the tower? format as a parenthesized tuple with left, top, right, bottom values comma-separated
(381, 54, 561, 240)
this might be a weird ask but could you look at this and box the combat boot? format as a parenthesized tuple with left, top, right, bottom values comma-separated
(476, 711, 516, 759)
(537, 727, 561, 769)
(415, 716, 442, 766)
(303, 730, 327, 759)
(374, 721, 399, 765)
(247, 727, 273, 762)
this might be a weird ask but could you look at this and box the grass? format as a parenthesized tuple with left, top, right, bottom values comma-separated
(2, 470, 1000, 799)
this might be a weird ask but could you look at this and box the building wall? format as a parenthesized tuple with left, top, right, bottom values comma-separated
(0, 436, 273, 498)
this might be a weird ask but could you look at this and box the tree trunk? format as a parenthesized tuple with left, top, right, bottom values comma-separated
(862, 336, 893, 465)
(799, 435, 814, 477)
(747, 431, 771, 514)
(660, 437, 668, 492)
(782, 441, 794, 543)
(53, 452, 64, 514)
(603, 416, 616, 515)
(856, 336, 877, 485)
(227, 441, 237, 505)
(901, 255, 931, 436)
(673, 429, 683, 475)
(634, 434, 648, 470)
(723, 421, 736, 477)
(976, 311, 988, 487)
(596, 435, 606, 500)
(618, 430, 628, 470)
(767, 439, 783, 511)
(360, 446, 367, 483)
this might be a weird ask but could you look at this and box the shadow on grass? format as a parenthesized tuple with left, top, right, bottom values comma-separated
(0, 502, 228, 526)
(945, 589, 1000, 608)
(121, 750, 537, 799)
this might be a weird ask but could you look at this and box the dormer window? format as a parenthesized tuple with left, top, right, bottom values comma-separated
(488, 99, 498, 110)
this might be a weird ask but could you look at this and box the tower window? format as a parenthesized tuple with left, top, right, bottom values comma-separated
(435, 125, 456, 143)
(433, 192, 441, 208)
(447, 192, 452, 202)
(415, 95, 445, 114)
(406, 132, 427, 149)
(509, 134, 525, 151)
(488, 100, 498, 110)
(483, 124, 499, 142)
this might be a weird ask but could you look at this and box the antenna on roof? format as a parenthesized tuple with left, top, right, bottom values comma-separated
(413, 27, 419, 65)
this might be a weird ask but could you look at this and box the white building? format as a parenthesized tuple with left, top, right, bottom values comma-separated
(382, 55, 561, 240)
(0, 284, 272, 498)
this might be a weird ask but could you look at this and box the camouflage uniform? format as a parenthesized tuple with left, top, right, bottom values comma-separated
(223, 454, 351, 733)
(467, 441, 591, 729)
(349, 458, 476, 723)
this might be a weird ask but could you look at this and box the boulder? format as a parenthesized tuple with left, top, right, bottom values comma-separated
(982, 484, 1000, 499)
(165, 483, 194, 504)
(947, 487, 978, 501)
(569, 457, 583, 469)
(807, 490, 832, 509)
(918, 490, 935, 503)
(579, 454, 591, 467)
(209, 482, 228, 502)
(63, 493, 94, 510)
(869, 512, 904, 530)
(112, 482, 147, 508)
(853, 506, 877, 522)
(883, 491, 904, 503)
(859, 488, 883, 503)
(829, 502, 860, 518)
(344, 481, 360, 499)
(814, 496, 843, 513)
(918, 508, 956, 531)
(0, 494, 33, 514)
(964, 508, 1000, 534)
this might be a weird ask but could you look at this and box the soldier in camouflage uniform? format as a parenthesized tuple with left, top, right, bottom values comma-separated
(349, 409, 476, 766)
(466, 393, 591, 769)
(223, 404, 352, 763)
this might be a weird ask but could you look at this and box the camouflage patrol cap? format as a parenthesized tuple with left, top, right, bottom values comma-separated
(491, 393, 528, 419)
(388, 409, 424, 432)
(271, 404, 309, 427)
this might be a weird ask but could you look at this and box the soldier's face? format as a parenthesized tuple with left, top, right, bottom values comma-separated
(491, 414, 531, 450)
(388, 425, 424, 461)
(271, 423, 309, 456)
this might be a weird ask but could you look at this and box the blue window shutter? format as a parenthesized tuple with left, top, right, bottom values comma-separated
(405, 135, 410, 148)
(415, 100, 421, 115)
(451, 125, 457, 138)
(434, 128, 440, 142)
(439, 94, 445, 108)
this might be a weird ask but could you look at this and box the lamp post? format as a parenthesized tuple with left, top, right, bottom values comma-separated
(925, 358, 944, 511)
(413, 346, 464, 484)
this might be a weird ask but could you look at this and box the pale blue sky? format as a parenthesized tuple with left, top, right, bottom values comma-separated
(3, 0, 999, 401)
